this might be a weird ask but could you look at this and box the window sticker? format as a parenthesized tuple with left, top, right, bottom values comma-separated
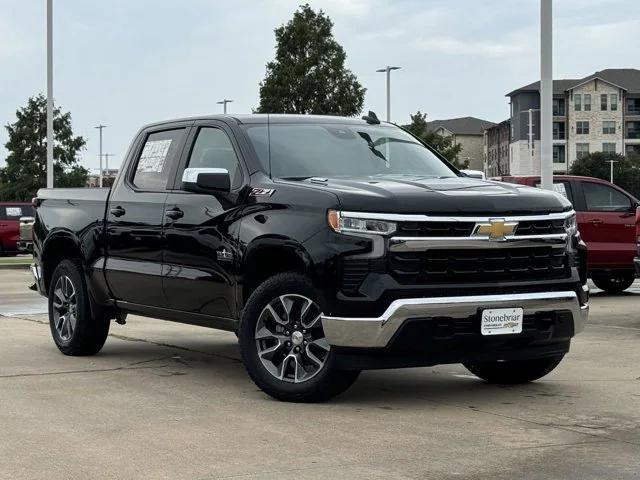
(5, 207, 23, 217)
(138, 139, 172, 173)
(535, 182, 567, 198)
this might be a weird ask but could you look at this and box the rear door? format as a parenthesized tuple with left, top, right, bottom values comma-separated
(105, 125, 189, 306)
(162, 121, 246, 319)
(575, 179, 637, 268)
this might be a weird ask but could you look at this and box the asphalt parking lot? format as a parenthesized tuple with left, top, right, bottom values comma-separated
(1, 269, 639, 480)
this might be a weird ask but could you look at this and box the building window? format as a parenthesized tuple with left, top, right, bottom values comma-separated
(576, 121, 589, 134)
(602, 121, 616, 134)
(611, 94, 618, 111)
(576, 143, 589, 160)
(627, 144, 640, 156)
(627, 121, 640, 139)
(602, 143, 616, 153)
(574, 94, 582, 111)
(584, 94, 591, 111)
(600, 94, 608, 111)
(553, 145, 566, 163)
(628, 98, 640, 114)
(553, 98, 565, 116)
(553, 122, 565, 140)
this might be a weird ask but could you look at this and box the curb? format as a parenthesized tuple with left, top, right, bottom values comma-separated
(0, 263, 31, 270)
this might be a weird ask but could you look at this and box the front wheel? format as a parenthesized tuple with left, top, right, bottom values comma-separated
(592, 273, 635, 294)
(464, 355, 564, 384)
(239, 273, 359, 402)
(48, 259, 110, 356)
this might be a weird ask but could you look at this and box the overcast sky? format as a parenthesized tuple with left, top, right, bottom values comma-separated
(1, 0, 639, 171)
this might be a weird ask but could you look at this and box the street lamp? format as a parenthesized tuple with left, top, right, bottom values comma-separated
(217, 99, 234, 114)
(606, 159, 618, 183)
(539, 0, 553, 191)
(376, 66, 401, 122)
(94, 125, 107, 187)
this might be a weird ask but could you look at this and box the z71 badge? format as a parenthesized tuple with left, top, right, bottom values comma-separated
(250, 188, 275, 197)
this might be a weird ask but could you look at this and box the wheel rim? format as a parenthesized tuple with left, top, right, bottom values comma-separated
(255, 294, 330, 383)
(52, 275, 77, 342)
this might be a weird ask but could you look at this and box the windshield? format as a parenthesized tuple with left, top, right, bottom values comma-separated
(243, 123, 457, 180)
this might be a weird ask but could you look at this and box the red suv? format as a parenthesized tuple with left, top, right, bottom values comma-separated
(0, 202, 35, 256)
(500, 176, 640, 293)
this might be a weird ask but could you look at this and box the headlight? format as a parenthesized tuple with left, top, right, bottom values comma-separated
(564, 213, 578, 235)
(327, 210, 396, 235)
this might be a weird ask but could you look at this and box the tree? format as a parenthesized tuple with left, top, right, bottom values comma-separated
(569, 151, 640, 199)
(0, 94, 88, 201)
(256, 4, 365, 116)
(402, 111, 466, 168)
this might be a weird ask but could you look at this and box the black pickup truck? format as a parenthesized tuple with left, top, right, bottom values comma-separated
(32, 114, 589, 402)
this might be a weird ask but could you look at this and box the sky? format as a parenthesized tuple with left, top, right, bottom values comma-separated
(1, 0, 639, 171)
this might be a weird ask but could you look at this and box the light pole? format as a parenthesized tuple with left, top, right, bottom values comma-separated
(217, 99, 234, 114)
(46, 0, 54, 188)
(539, 0, 553, 190)
(606, 159, 618, 183)
(103, 153, 115, 174)
(95, 125, 106, 187)
(376, 66, 401, 122)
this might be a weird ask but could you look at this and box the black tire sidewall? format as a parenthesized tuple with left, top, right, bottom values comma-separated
(592, 274, 634, 294)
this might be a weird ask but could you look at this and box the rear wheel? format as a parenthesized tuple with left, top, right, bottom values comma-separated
(464, 355, 564, 384)
(49, 259, 110, 356)
(239, 273, 359, 402)
(592, 273, 635, 294)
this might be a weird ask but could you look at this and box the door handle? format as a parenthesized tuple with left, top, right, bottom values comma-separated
(588, 219, 603, 225)
(165, 208, 184, 220)
(109, 206, 126, 217)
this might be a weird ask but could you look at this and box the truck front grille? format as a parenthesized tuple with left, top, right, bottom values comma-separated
(397, 221, 475, 237)
(389, 247, 569, 285)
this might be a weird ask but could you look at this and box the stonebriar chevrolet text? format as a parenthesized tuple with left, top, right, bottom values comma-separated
(31, 114, 589, 402)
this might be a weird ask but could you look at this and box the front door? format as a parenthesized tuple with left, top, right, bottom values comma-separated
(105, 127, 188, 306)
(162, 124, 245, 318)
(576, 180, 637, 268)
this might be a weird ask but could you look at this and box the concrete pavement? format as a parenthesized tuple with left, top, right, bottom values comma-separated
(1, 270, 639, 479)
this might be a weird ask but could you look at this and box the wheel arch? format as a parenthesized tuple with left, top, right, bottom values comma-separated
(41, 231, 84, 295)
(240, 237, 313, 305)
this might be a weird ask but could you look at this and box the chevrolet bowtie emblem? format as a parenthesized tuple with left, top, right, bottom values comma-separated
(474, 218, 518, 241)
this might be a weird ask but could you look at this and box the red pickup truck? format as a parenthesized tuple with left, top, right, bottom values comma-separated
(0, 202, 34, 256)
(500, 176, 639, 293)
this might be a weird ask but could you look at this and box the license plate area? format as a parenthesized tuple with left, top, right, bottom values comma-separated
(481, 308, 524, 336)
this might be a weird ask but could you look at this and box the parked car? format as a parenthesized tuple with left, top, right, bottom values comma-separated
(0, 202, 35, 256)
(500, 175, 639, 293)
(32, 114, 588, 402)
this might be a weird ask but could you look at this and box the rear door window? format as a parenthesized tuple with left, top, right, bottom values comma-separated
(0, 205, 34, 220)
(583, 182, 633, 212)
(132, 129, 185, 190)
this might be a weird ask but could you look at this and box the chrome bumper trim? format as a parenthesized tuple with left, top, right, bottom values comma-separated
(389, 234, 568, 251)
(322, 291, 588, 348)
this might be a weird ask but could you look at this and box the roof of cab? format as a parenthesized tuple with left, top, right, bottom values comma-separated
(141, 113, 388, 130)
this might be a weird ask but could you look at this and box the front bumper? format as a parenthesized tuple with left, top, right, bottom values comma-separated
(321, 290, 588, 348)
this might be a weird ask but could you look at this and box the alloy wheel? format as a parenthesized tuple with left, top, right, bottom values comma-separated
(255, 294, 330, 383)
(52, 275, 78, 342)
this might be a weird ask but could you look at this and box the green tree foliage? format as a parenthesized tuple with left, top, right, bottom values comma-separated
(569, 151, 640, 199)
(0, 94, 88, 201)
(402, 111, 466, 168)
(257, 4, 365, 116)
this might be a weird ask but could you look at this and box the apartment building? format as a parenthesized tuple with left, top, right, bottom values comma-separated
(426, 116, 496, 170)
(506, 68, 640, 175)
(483, 120, 511, 177)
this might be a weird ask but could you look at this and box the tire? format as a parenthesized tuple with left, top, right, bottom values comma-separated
(48, 259, 110, 356)
(239, 272, 360, 403)
(592, 273, 635, 294)
(464, 355, 564, 384)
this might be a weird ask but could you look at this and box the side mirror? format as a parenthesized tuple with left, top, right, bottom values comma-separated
(182, 167, 231, 193)
(460, 169, 486, 180)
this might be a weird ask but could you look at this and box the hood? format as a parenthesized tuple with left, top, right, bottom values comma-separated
(290, 175, 572, 214)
